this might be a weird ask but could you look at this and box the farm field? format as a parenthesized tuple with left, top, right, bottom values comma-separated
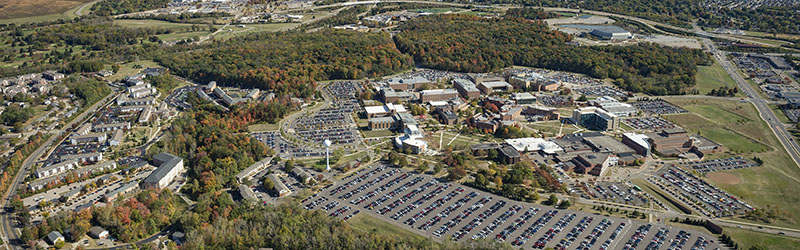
(0, 0, 93, 21)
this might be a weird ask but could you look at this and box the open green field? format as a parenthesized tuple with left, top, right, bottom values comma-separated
(346, 214, 427, 242)
(665, 97, 800, 229)
(699, 127, 768, 153)
(683, 104, 750, 124)
(724, 227, 800, 250)
(214, 23, 298, 40)
(693, 61, 741, 96)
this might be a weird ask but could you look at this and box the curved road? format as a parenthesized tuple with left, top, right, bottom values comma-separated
(0, 91, 117, 249)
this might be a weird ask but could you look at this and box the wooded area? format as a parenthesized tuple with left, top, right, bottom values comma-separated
(157, 29, 414, 98)
(395, 14, 710, 95)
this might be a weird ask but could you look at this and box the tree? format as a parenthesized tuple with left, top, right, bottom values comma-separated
(558, 200, 571, 209)
(284, 159, 295, 172)
(548, 194, 559, 206)
(416, 164, 427, 174)
(263, 177, 274, 191)
(494, 176, 503, 189)
(577, 94, 588, 102)
(433, 164, 443, 174)
(749, 245, 768, 250)
(475, 174, 488, 187)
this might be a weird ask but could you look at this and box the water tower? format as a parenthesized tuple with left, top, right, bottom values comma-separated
(323, 139, 332, 171)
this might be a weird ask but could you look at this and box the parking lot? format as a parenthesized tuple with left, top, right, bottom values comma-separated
(677, 157, 759, 173)
(623, 117, 678, 131)
(165, 86, 202, 110)
(537, 95, 573, 107)
(586, 182, 651, 207)
(575, 86, 628, 98)
(631, 100, 687, 115)
(253, 131, 324, 158)
(304, 164, 724, 250)
(649, 166, 753, 218)
(291, 81, 362, 146)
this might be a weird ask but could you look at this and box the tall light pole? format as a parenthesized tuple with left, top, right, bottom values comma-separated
(324, 139, 332, 171)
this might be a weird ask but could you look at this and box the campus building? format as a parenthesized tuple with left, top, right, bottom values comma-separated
(420, 89, 458, 103)
(572, 107, 620, 131)
(452, 78, 480, 99)
(142, 153, 184, 189)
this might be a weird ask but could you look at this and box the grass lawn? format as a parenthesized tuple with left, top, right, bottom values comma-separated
(630, 178, 690, 215)
(724, 227, 800, 250)
(683, 104, 750, 124)
(362, 129, 395, 138)
(769, 104, 792, 124)
(346, 214, 427, 242)
(411, 8, 462, 13)
(107, 60, 162, 82)
(665, 97, 800, 229)
(526, 120, 580, 137)
(693, 61, 741, 96)
(248, 123, 280, 132)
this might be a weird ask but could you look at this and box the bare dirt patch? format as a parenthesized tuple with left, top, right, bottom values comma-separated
(707, 172, 741, 185)
(0, 0, 92, 19)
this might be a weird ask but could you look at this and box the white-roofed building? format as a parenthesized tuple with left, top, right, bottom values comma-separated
(592, 96, 637, 117)
(622, 133, 650, 156)
(505, 137, 564, 155)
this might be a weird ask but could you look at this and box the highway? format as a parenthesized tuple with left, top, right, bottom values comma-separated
(700, 35, 800, 168)
(0, 91, 118, 249)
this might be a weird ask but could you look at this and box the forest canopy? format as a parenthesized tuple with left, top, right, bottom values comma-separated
(157, 29, 413, 98)
(394, 14, 711, 95)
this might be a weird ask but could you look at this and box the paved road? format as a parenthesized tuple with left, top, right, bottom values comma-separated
(701, 38, 800, 168)
(0, 91, 117, 249)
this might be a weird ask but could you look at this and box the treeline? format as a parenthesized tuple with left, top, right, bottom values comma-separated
(707, 86, 738, 97)
(15, 17, 172, 51)
(0, 133, 49, 196)
(157, 29, 413, 98)
(117, 12, 231, 24)
(20, 189, 183, 244)
(504, 7, 557, 20)
(178, 194, 510, 249)
(91, 0, 172, 16)
(62, 76, 112, 109)
(458, 0, 799, 34)
(0, 105, 33, 127)
(698, 7, 800, 35)
(395, 15, 710, 95)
